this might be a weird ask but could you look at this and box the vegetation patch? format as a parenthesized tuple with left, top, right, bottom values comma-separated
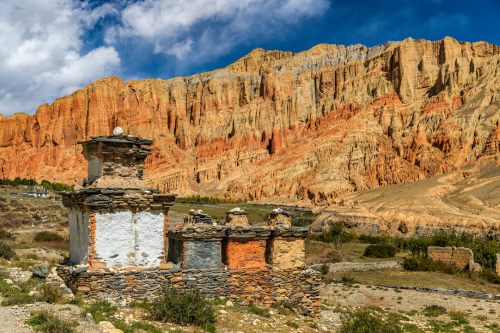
(423, 304, 447, 317)
(339, 307, 421, 333)
(363, 244, 398, 258)
(149, 287, 216, 330)
(0, 278, 40, 305)
(34, 231, 64, 243)
(246, 304, 270, 317)
(36, 284, 63, 304)
(26, 310, 77, 333)
(84, 300, 116, 323)
(0, 241, 16, 259)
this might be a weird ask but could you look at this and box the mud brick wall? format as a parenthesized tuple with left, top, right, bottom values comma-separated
(56, 266, 320, 314)
(428, 246, 474, 270)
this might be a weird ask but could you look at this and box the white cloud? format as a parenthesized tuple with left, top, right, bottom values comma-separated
(110, 0, 329, 61)
(0, 0, 120, 115)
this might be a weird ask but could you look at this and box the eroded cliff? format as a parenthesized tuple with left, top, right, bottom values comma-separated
(1, 37, 499, 206)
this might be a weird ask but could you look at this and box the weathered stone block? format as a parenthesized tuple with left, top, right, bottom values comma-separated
(270, 238, 305, 270)
(183, 241, 222, 269)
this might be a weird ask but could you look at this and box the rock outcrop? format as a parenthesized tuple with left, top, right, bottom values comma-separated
(1, 37, 499, 204)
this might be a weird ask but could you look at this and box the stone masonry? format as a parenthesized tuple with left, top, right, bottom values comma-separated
(58, 131, 319, 314)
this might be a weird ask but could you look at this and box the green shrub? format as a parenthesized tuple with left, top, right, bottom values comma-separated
(319, 264, 329, 275)
(402, 256, 459, 274)
(36, 284, 63, 304)
(423, 304, 447, 317)
(246, 304, 270, 317)
(84, 300, 116, 323)
(0, 279, 37, 305)
(363, 244, 398, 258)
(0, 242, 16, 259)
(0, 230, 14, 240)
(313, 223, 356, 248)
(34, 231, 64, 242)
(479, 268, 500, 284)
(26, 310, 77, 333)
(339, 308, 404, 333)
(149, 287, 216, 330)
(358, 234, 391, 244)
(449, 311, 468, 325)
(112, 320, 163, 333)
(341, 274, 357, 284)
(285, 320, 299, 329)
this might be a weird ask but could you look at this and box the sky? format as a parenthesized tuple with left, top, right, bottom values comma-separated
(0, 0, 499, 116)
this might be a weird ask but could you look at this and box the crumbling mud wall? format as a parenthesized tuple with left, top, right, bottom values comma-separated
(427, 246, 474, 270)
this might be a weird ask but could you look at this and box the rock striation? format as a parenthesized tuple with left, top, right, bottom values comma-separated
(1, 37, 499, 204)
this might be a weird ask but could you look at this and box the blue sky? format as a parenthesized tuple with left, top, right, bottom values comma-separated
(1, 0, 499, 115)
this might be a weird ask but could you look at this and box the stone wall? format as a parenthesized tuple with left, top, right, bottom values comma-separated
(57, 265, 320, 314)
(270, 238, 306, 270)
(427, 246, 474, 270)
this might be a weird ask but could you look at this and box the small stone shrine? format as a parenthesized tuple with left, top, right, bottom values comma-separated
(58, 129, 319, 314)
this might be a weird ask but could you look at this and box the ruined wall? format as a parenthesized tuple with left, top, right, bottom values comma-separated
(57, 265, 320, 314)
(270, 238, 306, 270)
(68, 210, 90, 264)
(427, 246, 474, 270)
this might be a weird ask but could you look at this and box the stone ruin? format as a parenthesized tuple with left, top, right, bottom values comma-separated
(57, 130, 320, 314)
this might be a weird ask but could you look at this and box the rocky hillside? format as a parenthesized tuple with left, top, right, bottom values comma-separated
(1, 37, 499, 203)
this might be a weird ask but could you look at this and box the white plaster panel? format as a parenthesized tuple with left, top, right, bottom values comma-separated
(95, 211, 134, 267)
(135, 211, 164, 267)
(68, 210, 90, 264)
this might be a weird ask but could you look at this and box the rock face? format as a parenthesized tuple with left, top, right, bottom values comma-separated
(1, 37, 499, 203)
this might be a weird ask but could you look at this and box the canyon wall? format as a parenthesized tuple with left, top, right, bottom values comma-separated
(1, 37, 499, 204)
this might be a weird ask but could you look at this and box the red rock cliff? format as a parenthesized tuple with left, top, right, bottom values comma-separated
(1, 37, 499, 203)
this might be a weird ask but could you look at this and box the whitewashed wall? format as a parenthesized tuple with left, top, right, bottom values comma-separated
(68, 210, 90, 264)
(94, 210, 164, 267)
(135, 211, 164, 266)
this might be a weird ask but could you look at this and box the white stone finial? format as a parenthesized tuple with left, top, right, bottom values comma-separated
(113, 127, 124, 136)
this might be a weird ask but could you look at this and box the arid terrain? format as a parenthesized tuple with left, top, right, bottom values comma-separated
(313, 155, 500, 236)
(0, 187, 499, 333)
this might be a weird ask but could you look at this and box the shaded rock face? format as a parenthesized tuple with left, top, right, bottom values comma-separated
(1, 37, 500, 203)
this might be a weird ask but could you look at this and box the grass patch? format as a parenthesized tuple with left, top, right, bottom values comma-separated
(423, 305, 447, 317)
(149, 287, 216, 330)
(0, 241, 16, 259)
(26, 310, 77, 333)
(0, 230, 14, 240)
(84, 300, 116, 323)
(339, 307, 423, 333)
(0, 278, 41, 305)
(364, 244, 398, 258)
(112, 320, 163, 333)
(34, 231, 64, 242)
(285, 320, 299, 329)
(246, 304, 270, 317)
(36, 284, 63, 304)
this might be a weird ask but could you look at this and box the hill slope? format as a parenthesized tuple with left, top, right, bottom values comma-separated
(0, 37, 499, 205)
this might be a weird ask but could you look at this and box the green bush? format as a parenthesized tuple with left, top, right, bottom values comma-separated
(341, 274, 357, 284)
(0, 230, 14, 240)
(363, 244, 398, 258)
(36, 284, 63, 304)
(246, 304, 270, 317)
(339, 308, 404, 333)
(358, 234, 391, 245)
(0, 279, 37, 305)
(26, 310, 77, 333)
(423, 304, 447, 317)
(402, 256, 458, 273)
(34, 231, 64, 242)
(149, 287, 216, 330)
(313, 223, 356, 248)
(319, 264, 329, 275)
(84, 300, 116, 323)
(0, 242, 16, 259)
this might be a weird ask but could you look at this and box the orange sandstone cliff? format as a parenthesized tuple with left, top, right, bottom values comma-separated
(1, 37, 499, 206)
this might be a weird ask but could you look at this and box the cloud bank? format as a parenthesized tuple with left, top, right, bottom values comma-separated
(0, 0, 328, 115)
